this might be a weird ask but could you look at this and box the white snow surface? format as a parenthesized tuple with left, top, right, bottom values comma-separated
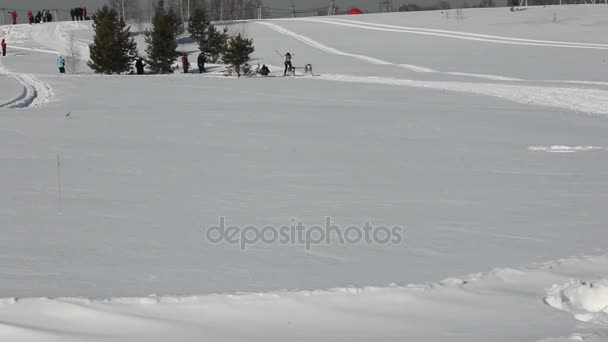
(1, 5, 608, 342)
(545, 277, 608, 324)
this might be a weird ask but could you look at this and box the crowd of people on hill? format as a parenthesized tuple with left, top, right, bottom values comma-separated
(9, 10, 54, 25)
(6, 8, 91, 26)
(70, 7, 88, 21)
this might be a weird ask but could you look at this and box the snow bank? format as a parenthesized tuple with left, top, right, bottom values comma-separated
(528, 146, 606, 153)
(545, 278, 608, 323)
(0, 255, 607, 342)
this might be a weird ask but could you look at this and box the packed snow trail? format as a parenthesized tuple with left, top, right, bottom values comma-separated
(257, 21, 608, 114)
(299, 18, 608, 50)
(0, 26, 54, 108)
(0, 59, 53, 109)
(258, 21, 560, 81)
(258, 21, 438, 73)
(311, 74, 608, 115)
(29, 21, 91, 61)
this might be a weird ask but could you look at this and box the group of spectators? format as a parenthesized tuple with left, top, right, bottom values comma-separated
(6, 8, 88, 25)
(9, 10, 54, 25)
(70, 7, 88, 21)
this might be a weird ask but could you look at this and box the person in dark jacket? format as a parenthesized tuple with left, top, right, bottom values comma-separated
(70, 8, 75, 21)
(135, 58, 145, 75)
(36, 11, 42, 23)
(259, 64, 270, 76)
(197, 53, 206, 73)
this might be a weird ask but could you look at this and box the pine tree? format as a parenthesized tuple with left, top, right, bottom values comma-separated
(202, 24, 228, 63)
(188, 8, 209, 41)
(222, 34, 254, 77)
(88, 5, 138, 74)
(167, 7, 184, 37)
(145, 1, 181, 73)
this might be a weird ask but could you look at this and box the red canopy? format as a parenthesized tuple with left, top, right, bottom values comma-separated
(347, 8, 364, 15)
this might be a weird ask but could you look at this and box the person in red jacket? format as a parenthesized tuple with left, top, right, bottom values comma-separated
(83, 7, 88, 20)
(181, 54, 190, 74)
(1, 39, 7, 57)
(27, 11, 34, 24)
(11, 11, 18, 25)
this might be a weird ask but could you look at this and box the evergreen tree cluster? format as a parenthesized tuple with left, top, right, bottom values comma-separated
(88, 1, 255, 78)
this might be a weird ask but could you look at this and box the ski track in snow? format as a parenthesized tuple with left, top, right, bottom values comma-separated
(260, 20, 608, 86)
(256, 21, 608, 115)
(0, 61, 53, 109)
(299, 17, 608, 50)
(0, 25, 56, 109)
(312, 74, 608, 115)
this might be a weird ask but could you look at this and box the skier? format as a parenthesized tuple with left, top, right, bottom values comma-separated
(182, 54, 190, 74)
(57, 55, 66, 74)
(260, 64, 270, 76)
(135, 58, 145, 75)
(1, 39, 6, 57)
(284, 52, 293, 76)
(197, 53, 206, 73)
(11, 11, 18, 25)
(28, 11, 34, 25)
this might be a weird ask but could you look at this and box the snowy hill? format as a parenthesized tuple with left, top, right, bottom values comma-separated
(1, 5, 608, 342)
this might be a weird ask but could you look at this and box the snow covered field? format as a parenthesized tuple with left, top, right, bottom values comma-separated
(1, 5, 608, 341)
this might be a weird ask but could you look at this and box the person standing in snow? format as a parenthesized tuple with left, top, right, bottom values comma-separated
(197, 53, 206, 73)
(28, 11, 34, 24)
(57, 55, 66, 74)
(1, 39, 7, 57)
(83, 7, 88, 20)
(11, 11, 18, 25)
(135, 58, 145, 75)
(182, 54, 190, 74)
(284, 52, 293, 76)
